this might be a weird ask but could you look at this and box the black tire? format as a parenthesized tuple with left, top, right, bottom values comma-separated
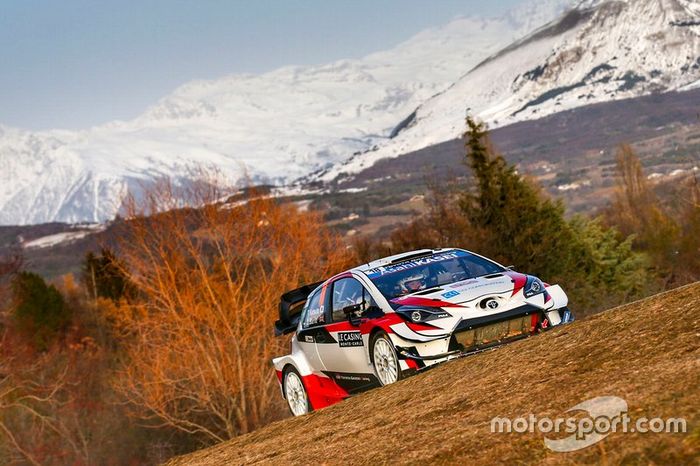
(370, 331, 403, 386)
(283, 366, 312, 416)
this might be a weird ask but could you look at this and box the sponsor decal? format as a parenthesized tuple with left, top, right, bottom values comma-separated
(390, 296, 464, 308)
(366, 252, 462, 277)
(450, 280, 506, 292)
(337, 331, 364, 347)
(334, 374, 371, 382)
(449, 279, 477, 288)
(305, 335, 314, 343)
(441, 290, 460, 299)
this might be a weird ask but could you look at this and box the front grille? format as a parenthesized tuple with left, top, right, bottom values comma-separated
(454, 314, 535, 351)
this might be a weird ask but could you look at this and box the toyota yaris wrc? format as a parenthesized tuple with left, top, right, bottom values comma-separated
(272, 248, 573, 416)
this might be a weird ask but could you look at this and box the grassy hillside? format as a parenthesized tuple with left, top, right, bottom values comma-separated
(167, 282, 700, 465)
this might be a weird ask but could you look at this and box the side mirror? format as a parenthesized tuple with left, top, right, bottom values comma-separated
(343, 303, 364, 326)
(343, 303, 363, 315)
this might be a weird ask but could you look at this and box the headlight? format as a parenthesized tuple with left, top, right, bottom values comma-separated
(523, 276, 545, 298)
(396, 306, 451, 323)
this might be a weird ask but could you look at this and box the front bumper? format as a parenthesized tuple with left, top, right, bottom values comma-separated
(395, 306, 573, 366)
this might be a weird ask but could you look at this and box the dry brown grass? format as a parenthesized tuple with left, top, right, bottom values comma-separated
(167, 282, 700, 466)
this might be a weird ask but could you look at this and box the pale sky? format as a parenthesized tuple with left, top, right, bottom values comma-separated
(0, 0, 522, 130)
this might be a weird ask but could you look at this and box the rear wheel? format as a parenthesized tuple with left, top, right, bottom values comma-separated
(371, 332, 402, 386)
(283, 367, 310, 416)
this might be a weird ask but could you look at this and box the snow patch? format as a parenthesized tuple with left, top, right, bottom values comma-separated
(23, 224, 105, 249)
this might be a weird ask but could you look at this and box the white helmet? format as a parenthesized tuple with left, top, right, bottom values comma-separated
(399, 271, 427, 294)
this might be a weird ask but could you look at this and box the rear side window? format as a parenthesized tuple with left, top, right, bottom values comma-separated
(302, 288, 325, 328)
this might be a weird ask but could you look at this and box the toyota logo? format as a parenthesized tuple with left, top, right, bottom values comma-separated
(486, 299, 499, 309)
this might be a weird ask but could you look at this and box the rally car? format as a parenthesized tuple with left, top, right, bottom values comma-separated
(272, 248, 573, 416)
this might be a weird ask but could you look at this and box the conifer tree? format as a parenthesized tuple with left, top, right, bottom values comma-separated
(12, 272, 70, 349)
(460, 117, 581, 280)
(456, 117, 649, 310)
(82, 247, 132, 301)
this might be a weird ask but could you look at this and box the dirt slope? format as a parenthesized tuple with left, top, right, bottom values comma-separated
(168, 283, 700, 465)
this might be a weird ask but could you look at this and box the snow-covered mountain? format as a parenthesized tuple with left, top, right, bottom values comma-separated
(314, 0, 700, 183)
(0, 0, 573, 225)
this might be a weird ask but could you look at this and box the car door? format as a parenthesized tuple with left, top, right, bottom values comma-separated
(294, 287, 327, 371)
(315, 277, 377, 389)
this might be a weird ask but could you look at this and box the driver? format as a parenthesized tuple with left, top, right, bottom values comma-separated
(399, 271, 428, 294)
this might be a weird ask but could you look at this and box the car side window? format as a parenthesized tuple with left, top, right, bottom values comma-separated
(302, 288, 325, 328)
(331, 278, 373, 322)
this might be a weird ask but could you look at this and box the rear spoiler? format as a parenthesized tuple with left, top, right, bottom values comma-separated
(274, 281, 324, 336)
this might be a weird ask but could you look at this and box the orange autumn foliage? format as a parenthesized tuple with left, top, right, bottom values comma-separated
(109, 181, 356, 443)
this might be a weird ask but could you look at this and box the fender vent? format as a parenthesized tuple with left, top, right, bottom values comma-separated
(483, 274, 503, 279)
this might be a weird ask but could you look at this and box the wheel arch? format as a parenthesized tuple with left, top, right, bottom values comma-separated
(272, 345, 315, 376)
(367, 325, 388, 363)
(280, 363, 299, 398)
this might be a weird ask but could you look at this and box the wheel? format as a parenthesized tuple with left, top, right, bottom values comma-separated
(283, 367, 311, 416)
(370, 331, 402, 386)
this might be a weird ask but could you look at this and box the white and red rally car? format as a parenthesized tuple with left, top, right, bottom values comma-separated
(272, 248, 573, 416)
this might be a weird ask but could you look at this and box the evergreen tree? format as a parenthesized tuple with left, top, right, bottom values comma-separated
(359, 117, 651, 314)
(459, 117, 581, 280)
(12, 271, 71, 350)
(456, 117, 650, 312)
(82, 248, 131, 301)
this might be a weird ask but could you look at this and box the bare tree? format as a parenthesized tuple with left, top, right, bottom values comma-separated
(109, 179, 356, 443)
(0, 331, 72, 465)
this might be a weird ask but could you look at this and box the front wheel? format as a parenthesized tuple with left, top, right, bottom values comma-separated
(283, 367, 311, 416)
(371, 331, 402, 386)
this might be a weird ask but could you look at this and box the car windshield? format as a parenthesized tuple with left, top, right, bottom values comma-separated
(365, 250, 505, 301)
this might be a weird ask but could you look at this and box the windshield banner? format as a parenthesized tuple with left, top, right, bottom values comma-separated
(365, 251, 466, 278)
